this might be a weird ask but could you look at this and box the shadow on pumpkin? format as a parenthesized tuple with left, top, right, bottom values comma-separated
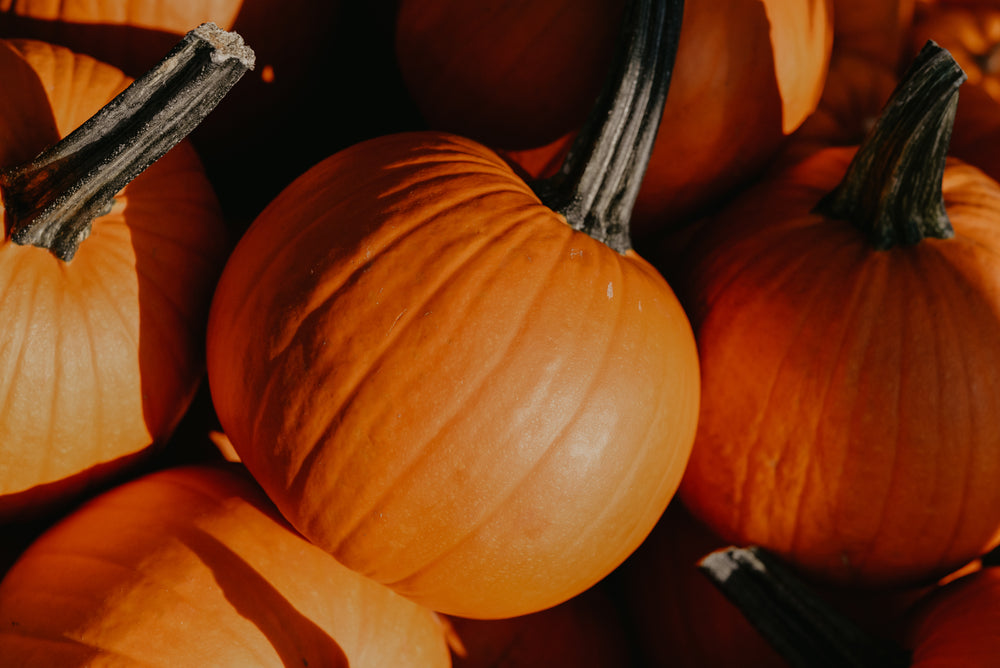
(0, 2, 426, 234)
(178, 525, 350, 668)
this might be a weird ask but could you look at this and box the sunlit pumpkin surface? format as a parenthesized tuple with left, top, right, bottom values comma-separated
(0, 39, 228, 521)
(207, 131, 700, 619)
(0, 464, 452, 667)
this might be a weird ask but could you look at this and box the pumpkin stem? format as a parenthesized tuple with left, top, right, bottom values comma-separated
(813, 41, 965, 250)
(531, 0, 683, 254)
(0, 22, 255, 261)
(700, 547, 912, 668)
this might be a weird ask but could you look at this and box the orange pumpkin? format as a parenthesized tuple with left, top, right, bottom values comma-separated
(442, 582, 630, 667)
(676, 43, 1000, 588)
(912, 0, 1000, 100)
(832, 0, 918, 69)
(0, 463, 452, 666)
(207, 0, 699, 619)
(900, 567, 1000, 666)
(0, 27, 245, 522)
(396, 0, 833, 238)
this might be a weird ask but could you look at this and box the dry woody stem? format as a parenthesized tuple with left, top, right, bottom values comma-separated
(700, 547, 912, 668)
(0, 22, 255, 261)
(814, 40, 965, 250)
(531, 0, 683, 254)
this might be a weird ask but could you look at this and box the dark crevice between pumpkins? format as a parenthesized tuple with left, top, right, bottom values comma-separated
(0, 22, 255, 262)
(530, 0, 683, 254)
(700, 546, 913, 668)
(814, 41, 965, 250)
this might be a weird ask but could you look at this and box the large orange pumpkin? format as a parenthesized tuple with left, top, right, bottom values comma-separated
(0, 463, 452, 666)
(0, 26, 245, 522)
(207, 0, 699, 619)
(676, 43, 1000, 588)
(396, 0, 834, 238)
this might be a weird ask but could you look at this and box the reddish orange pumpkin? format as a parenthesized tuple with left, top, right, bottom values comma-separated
(676, 43, 1000, 588)
(207, 0, 699, 619)
(0, 463, 452, 666)
(396, 0, 834, 237)
(902, 567, 1000, 665)
(0, 33, 237, 522)
(832, 0, 918, 69)
(442, 582, 630, 667)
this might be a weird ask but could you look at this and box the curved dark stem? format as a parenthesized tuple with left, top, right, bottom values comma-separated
(813, 41, 965, 250)
(700, 547, 912, 668)
(0, 22, 255, 261)
(531, 0, 683, 254)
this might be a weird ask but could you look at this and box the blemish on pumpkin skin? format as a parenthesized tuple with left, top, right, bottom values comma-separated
(607, 282, 614, 299)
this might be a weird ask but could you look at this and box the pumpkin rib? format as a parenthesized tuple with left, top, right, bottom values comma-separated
(729, 246, 844, 542)
(912, 251, 970, 571)
(378, 250, 628, 589)
(914, 247, 993, 575)
(258, 197, 547, 497)
(314, 223, 579, 558)
(785, 243, 876, 560)
(272, 181, 538, 371)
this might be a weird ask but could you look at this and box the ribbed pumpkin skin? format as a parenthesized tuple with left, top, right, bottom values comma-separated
(0, 464, 452, 667)
(0, 39, 228, 521)
(677, 148, 1000, 588)
(206, 131, 701, 619)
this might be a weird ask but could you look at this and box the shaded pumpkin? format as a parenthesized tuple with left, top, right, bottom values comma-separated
(0, 0, 343, 228)
(775, 51, 899, 170)
(442, 581, 631, 667)
(621, 502, 789, 668)
(0, 463, 452, 667)
(207, 0, 699, 619)
(675, 43, 1000, 589)
(831, 0, 918, 69)
(396, 0, 834, 239)
(0, 30, 241, 522)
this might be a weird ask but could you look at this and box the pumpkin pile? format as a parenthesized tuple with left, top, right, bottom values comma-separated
(1, 0, 1000, 666)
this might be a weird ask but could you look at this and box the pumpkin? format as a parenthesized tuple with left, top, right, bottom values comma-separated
(0, 1, 343, 227)
(207, 0, 699, 619)
(0, 463, 452, 666)
(901, 566, 1000, 666)
(395, 0, 834, 239)
(911, 0, 1000, 100)
(832, 0, 918, 69)
(675, 42, 1000, 589)
(910, 1, 1000, 182)
(0, 25, 248, 522)
(442, 582, 630, 667)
